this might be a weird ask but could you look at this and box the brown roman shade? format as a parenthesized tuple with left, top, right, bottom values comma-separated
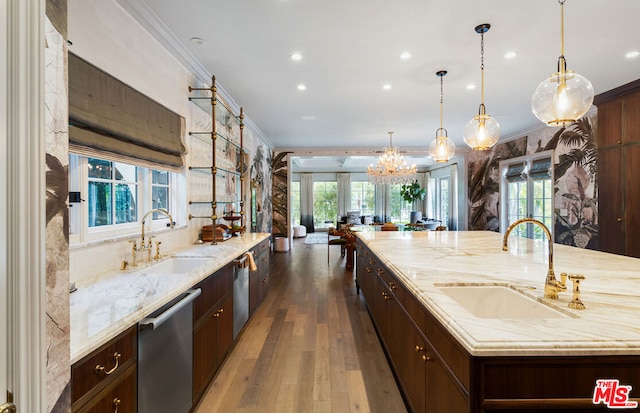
(68, 53, 185, 168)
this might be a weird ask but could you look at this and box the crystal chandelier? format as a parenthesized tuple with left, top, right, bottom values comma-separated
(531, 0, 593, 126)
(428, 70, 455, 162)
(367, 132, 417, 185)
(463, 23, 500, 150)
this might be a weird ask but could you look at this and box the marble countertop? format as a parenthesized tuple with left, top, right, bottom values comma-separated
(70, 233, 270, 364)
(356, 230, 640, 357)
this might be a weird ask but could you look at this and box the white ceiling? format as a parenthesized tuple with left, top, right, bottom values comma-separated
(118, 0, 640, 159)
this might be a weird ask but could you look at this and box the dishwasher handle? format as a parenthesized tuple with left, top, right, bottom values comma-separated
(140, 288, 201, 330)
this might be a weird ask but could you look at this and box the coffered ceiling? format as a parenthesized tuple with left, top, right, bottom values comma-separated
(116, 0, 640, 158)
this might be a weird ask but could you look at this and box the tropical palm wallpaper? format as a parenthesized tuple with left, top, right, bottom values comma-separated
(467, 115, 598, 249)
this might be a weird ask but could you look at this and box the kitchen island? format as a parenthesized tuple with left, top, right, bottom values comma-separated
(355, 230, 640, 412)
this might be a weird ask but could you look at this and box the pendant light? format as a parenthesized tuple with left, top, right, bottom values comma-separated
(463, 23, 500, 150)
(531, 0, 593, 126)
(428, 70, 455, 162)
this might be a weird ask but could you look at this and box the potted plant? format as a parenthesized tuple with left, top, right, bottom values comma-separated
(400, 180, 426, 223)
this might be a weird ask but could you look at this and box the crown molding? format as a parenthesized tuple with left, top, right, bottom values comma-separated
(115, 0, 272, 148)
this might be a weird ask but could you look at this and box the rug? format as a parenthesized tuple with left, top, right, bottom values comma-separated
(303, 232, 341, 244)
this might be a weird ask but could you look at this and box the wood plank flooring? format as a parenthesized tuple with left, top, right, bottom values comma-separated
(194, 238, 407, 413)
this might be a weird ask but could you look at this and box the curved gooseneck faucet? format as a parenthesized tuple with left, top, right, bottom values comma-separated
(141, 208, 175, 246)
(502, 217, 564, 299)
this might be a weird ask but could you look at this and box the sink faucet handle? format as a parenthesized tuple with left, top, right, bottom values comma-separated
(147, 236, 155, 248)
(568, 274, 586, 310)
(556, 272, 568, 291)
(154, 241, 163, 260)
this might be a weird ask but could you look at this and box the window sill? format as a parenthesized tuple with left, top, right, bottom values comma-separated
(69, 223, 187, 251)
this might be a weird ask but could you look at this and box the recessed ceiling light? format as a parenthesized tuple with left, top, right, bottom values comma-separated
(382, 84, 392, 90)
(291, 52, 303, 61)
(400, 52, 411, 60)
(297, 84, 307, 91)
(301, 115, 316, 121)
(504, 51, 518, 59)
(190, 37, 205, 45)
(625, 50, 640, 59)
(466, 84, 476, 90)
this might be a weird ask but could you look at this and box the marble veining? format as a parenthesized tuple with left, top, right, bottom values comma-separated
(356, 230, 640, 357)
(70, 233, 270, 364)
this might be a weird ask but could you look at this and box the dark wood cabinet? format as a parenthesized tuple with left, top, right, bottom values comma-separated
(192, 262, 235, 405)
(595, 81, 640, 257)
(356, 239, 640, 412)
(356, 241, 468, 413)
(71, 326, 138, 413)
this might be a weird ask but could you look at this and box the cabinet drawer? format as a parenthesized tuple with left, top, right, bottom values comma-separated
(425, 310, 470, 390)
(72, 326, 137, 405)
(75, 363, 137, 413)
(194, 262, 234, 321)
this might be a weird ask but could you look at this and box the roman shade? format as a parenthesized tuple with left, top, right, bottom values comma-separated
(505, 162, 526, 182)
(529, 158, 552, 180)
(68, 53, 185, 168)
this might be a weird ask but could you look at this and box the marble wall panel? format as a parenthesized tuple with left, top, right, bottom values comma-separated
(45, 16, 71, 413)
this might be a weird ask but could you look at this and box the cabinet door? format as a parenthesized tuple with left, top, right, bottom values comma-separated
(76, 364, 137, 413)
(426, 356, 467, 413)
(597, 100, 623, 147)
(404, 325, 427, 413)
(598, 147, 624, 255)
(625, 93, 640, 144)
(625, 144, 640, 257)
(193, 311, 217, 401)
(215, 294, 234, 369)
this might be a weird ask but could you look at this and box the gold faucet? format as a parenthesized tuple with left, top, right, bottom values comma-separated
(502, 218, 565, 299)
(125, 209, 175, 268)
(141, 208, 175, 246)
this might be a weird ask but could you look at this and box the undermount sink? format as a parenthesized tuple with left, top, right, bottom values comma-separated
(133, 257, 211, 275)
(438, 285, 568, 319)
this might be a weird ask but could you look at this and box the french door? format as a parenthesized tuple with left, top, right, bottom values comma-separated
(501, 152, 554, 240)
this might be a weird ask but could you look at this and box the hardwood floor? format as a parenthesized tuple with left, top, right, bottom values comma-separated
(194, 238, 407, 413)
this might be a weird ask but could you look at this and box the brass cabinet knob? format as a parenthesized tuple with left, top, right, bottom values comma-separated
(618, 217, 623, 222)
(369, 259, 374, 265)
(422, 355, 431, 362)
(377, 268, 383, 275)
(366, 267, 372, 273)
(415, 345, 425, 353)
(389, 282, 397, 291)
(262, 278, 267, 283)
(113, 398, 121, 413)
(381, 292, 391, 300)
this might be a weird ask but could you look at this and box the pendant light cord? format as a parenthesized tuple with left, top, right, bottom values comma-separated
(559, 0, 565, 57)
(480, 30, 485, 106)
(440, 75, 444, 129)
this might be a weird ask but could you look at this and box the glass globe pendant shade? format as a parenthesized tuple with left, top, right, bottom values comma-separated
(463, 105, 500, 150)
(531, 67, 594, 127)
(428, 128, 456, 163)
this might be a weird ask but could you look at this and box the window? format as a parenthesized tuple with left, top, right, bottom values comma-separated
(350, 181, 375, 216)
(502, 153, 553, 240)
(439, 177, 450, 228)
(70, 154, 178, 243)
(388, 184, 411, 223)
(290, 180, 301, 226)
(88, 158, 138, 227)
(152, 170, 170, 219)
(313, 181, 337, 228)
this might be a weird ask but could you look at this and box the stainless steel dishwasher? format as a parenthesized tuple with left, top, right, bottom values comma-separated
(233, 253, 253, 339)
(138, 288, 201, 413)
